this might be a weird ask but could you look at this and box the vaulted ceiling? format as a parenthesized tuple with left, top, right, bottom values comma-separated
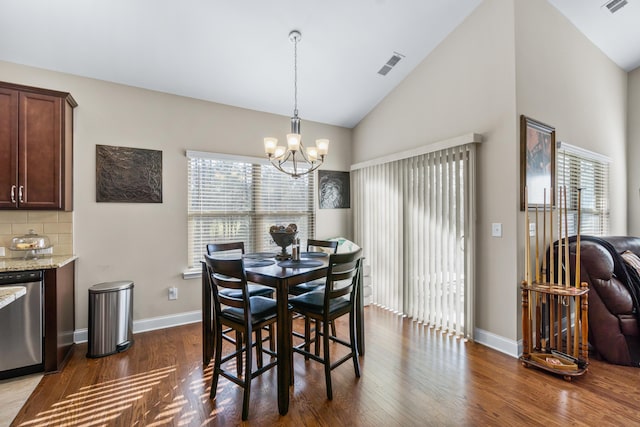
(1, 0, 638, 129)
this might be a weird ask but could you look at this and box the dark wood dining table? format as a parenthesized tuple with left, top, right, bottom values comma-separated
(200, 253, 365, 415)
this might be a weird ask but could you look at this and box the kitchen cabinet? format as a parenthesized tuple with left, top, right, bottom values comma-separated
(0, 81, 77, 210)
(44, 259, 76, 372)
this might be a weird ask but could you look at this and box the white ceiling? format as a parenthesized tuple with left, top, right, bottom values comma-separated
(0, 0, 638, 129)
(548, 0, 640, 72)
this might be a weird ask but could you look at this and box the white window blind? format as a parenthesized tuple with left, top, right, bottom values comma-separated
(187, 151, 315, 269)
(556, 142, 610, 236)
(352, 137, 478, 339)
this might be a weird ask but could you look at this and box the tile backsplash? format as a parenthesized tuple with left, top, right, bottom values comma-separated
(0, 211, 73, 257)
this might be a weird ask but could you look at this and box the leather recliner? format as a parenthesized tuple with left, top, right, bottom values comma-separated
(565, 236, 640, 366)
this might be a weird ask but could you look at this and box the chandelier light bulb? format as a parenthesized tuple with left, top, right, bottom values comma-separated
(287, 133, 301, 151)
(274, 145, 286, 159)
(307, 146, 318, 162)
(316, 139, 330, 156)
(264, 137, 278, 155)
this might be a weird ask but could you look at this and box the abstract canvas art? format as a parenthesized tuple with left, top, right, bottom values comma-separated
(96, 145, 163, 203)
(318, 170, 350, 209)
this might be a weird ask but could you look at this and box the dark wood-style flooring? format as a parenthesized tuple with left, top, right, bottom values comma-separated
(10, 306, 640, 426)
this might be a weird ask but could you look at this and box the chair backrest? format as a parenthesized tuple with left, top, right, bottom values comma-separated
(324, 249, 363, 307)
(203, 254, 251, 318)
(206, 241, 245, 257)
(307, 239, 339, 254)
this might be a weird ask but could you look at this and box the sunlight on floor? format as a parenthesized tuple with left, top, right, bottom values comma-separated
(15, 366, 176, 427)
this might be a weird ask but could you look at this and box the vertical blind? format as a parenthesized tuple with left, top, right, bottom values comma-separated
(352, 140, 477, 339)
(187, 151, 315, 269)
(556, 143, 610, 236)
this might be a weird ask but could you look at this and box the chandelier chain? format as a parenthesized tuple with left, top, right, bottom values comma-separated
(293, 35, 298, 116)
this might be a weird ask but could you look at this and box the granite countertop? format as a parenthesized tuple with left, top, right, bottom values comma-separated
(0, 255, 77, 273)
(0, 286, 27, 309)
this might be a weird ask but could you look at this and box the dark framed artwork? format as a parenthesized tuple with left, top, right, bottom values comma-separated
(318, 170, 350, 209)
(520, 115, 555, 211)
(96, 145, 163, 203)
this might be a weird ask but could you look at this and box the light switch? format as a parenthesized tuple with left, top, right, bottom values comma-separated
(491, 223, 502, 237)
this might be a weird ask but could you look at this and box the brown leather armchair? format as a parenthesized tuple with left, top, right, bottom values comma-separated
(565, 236, 640, 366)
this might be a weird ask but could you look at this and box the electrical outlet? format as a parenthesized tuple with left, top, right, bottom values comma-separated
(0, 247, 5, 257)
(168, 287, 178, 300)
(529, 222, 536, 237)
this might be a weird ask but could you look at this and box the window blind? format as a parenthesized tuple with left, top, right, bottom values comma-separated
(187, 151, 315, 269)
(556, 143, 610, 236)
(352, 141, 477, 339)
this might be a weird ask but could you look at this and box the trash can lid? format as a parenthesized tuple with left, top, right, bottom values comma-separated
(90, 280, 134, 293)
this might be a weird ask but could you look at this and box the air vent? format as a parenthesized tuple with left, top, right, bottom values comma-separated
(378, 65, 393, 76)
(377, 52, 405, 76)
(604, 0, 627, 14)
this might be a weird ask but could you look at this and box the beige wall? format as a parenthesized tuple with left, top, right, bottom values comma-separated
(0, 60, 352, 329)
(515, 0, 628, 237)
(353, 0, 629, 346)
(628, 67, 640, 235)
(353, 0, 520, 341)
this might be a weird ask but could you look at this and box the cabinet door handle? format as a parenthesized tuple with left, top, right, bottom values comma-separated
(18, 185, 24, 203)
(11, 185, 16, 203)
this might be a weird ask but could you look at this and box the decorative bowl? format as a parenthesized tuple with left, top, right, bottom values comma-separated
(269, 224, 298, 260)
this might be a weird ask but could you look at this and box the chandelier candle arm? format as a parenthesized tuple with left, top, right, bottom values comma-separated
(262, 30, 329, 178)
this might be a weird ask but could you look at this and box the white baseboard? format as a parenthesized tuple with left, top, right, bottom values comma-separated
(474, 327, 520, 358)
(74, 310, 202, 343)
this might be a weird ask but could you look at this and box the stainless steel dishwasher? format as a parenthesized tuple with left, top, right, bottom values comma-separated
(0, 270, 44, 379)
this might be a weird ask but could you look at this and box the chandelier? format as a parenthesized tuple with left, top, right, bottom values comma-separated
(263, 30, 329, 178)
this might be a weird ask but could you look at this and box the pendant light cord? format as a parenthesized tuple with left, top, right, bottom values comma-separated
(293, 35, 298, 117)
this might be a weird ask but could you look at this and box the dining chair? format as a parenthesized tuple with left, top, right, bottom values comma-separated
(288, 239, 339, 296)
(206, 242, 274, 374)
(289, 239, 339, 344)
(289, 248, 363, 400)
(204, 254, 278, 420)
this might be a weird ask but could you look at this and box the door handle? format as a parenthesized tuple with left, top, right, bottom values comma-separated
(18, 185, 24, 203)
(11, 185, 16, 203)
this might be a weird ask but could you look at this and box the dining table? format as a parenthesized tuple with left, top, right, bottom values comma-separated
(200, 251, 365, 416)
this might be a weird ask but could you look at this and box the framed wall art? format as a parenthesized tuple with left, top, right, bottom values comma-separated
(318, 170, 350, 209)
(96, 145, 163, 203)
(520, 115, 555, 211)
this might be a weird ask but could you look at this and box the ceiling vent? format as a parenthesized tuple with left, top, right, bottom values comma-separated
(603, 0, 628, 14)
(377, 52, 405, 76)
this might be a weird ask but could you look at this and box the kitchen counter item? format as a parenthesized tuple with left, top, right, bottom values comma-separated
(10, 230, 51, 259)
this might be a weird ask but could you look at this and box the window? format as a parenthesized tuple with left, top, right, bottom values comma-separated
(556, 142, 610, 236)
(187, 151, 315, 269)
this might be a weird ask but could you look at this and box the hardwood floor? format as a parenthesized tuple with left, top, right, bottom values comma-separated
(10, 306, 640, 426)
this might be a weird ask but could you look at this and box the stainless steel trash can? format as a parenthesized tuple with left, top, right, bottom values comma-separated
(87, 280, 134, 358)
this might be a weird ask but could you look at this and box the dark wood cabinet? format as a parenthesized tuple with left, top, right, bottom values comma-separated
(0, 81, 77, 210)
(44, 260, 76, 373)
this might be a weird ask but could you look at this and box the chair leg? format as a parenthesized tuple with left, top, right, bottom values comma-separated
(268, 324, 275, 352)
(236, 331, 243, 376)
(330, 319, 337, 337)
(323, 318, 333, 400)
(304, 316, 312, 360)
(210, 325, 224, 399)
(315, 319, 321, 356)
(242, 329, 252, 421)
(290, 312, 295, 385)
(350, 311, 361, 378)
(256, 328, 264, 369)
